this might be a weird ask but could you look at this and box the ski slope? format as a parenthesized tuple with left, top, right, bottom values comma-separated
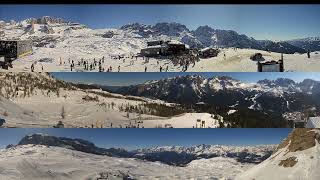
(1, 19, 319, 72)
(6, 48, 320, 72)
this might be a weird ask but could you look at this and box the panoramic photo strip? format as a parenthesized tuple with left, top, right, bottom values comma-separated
(0, 128, 319, 179)
(0, 72, 320, 128)
(0, 5, 320, 72)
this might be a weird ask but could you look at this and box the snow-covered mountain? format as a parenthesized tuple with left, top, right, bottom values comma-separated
(0, 144, 253, 180)
(1, 72, 319, 128)
(114, 75, 320, 114)
(236, 128, 320, 180)
(258, 40, 307, 54)
(0, 16, 317, 54)
(287, 37, 320, 52)
(13, 133, 276, 166)
(133, 144, 276, 165)
(18, 133, 131, 157)
(120, 22, 314, 53)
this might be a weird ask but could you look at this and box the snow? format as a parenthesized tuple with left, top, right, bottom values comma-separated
(0, 80, 222, 128)
(236, 134, 320, 180)
(0, 145, 253, 180)
(137, 144, 276, 157)
(306, 117, 320, 128)
(227, 109, 237, 115)
(141, 113, 221, 128)
(0, 96, 43, 127)
(1, 20, 320, 72)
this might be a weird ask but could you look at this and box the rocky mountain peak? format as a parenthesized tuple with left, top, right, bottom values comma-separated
(258, 78, 296, 88)
(275, 128, 320, 153)
(18, 133, 109, 155)
(152, 22, 190, 36)
(25, 16, 66, 25)
(120, 23, 150, 31)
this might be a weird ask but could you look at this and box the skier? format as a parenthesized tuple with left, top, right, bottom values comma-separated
(145, 66, 147, 72)
(160, 66, 162, 72)
(99, 64, 102, 72)
(31, 64, 34, 72)
(307, 50, 311, 58)
(166, 66, 168, 72)
(118, 65, 120, 72)
(42, 65, 44, 72)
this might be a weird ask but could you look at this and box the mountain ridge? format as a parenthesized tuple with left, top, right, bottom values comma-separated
(2, 16, 319, 53)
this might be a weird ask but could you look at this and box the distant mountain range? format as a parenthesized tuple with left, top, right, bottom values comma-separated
(113, 75, 320, 116)
(120, 22, 320, 53)
(1, 16, 320, 54)
(15, 133, 276, 166)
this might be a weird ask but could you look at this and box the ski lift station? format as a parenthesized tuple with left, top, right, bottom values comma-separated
(0, 40, 32, 59)
(140, 40, 188, 57)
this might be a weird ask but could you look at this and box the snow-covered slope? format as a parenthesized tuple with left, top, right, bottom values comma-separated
(0, 96, 41, 127)
(0, 72, 221, 128)
(236, 129, 320, 180)
(1, 72, 319, 128)
(0, 144, 254, 180)
(1, 17, 320, 72)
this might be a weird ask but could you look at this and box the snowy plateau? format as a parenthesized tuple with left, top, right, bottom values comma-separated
(1, 16, 320, 72)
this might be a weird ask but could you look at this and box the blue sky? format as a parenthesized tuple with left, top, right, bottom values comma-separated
(0, 5, 320, 40)
(51, 72, 320, 86)
(0, 129, 291, 150)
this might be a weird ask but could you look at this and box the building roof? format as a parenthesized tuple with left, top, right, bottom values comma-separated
(167, 40, 184, 45)
(306, 117, 320, 128)
(142, 44, 168, 50)
(200, 47, 218, 52)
